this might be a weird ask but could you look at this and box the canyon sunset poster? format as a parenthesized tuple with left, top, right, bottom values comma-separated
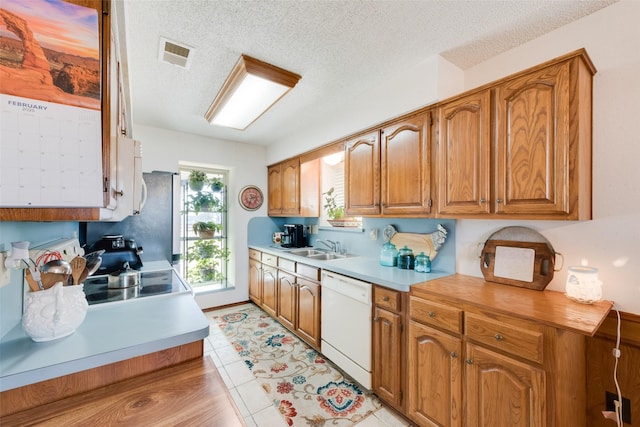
(0, 0, 100, 109)
(0, 0, 103, 207)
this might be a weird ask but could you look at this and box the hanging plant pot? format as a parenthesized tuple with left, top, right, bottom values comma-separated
(189, 180, 205, 191)
(210, 179, 224, 192)
(196, 229, 215, 239)
(188, 170, 207, 191)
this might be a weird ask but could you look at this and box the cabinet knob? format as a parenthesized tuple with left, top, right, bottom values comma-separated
(451, 351, 458, 358)
(465, 358, 473, 365)
(428, 311, 436, 318)
(496, 198, 503, 203)
(382, 296, 389, 302)
(494, 333, 504, 341)
(479, 198, 486, 203)
(114, 190, 124, 197)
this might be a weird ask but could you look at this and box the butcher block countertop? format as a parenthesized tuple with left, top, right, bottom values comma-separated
(411, 274, 613, 336)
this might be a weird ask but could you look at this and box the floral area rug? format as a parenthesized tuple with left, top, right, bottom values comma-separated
(210, 303, 382, 426)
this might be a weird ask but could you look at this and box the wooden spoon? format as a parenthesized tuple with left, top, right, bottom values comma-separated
(24, 269, 40, 292)
(71, 256, 86, 285)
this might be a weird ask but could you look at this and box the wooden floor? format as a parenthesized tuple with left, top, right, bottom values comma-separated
(1, 357, 246, 426)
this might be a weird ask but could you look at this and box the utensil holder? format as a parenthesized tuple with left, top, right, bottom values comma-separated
(22, 283, 88, 342)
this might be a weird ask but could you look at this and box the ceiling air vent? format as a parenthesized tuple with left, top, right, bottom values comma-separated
(159, 37, 193, 68)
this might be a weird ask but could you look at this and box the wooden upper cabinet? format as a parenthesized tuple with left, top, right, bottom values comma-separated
(267, 157, 319, 217)
(345, 111, 432, 217)
(345, 131, 380, 215)
(268, 159, 300, 216)
(495, 61, 571, 217)
(381, 112, 432, 216)
(280, 159, 300, 215)
(437, 91, 491, 215)
(267, 164, 283, 215)
(435, 50, 594, 220)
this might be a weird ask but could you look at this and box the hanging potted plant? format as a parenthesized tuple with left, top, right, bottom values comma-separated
(209, 177, 224, 192)
(192, 221, 222, 238)
(186, 239, 230, 284)
(189, 192, 219, 214)
(188, 170, 207, 191)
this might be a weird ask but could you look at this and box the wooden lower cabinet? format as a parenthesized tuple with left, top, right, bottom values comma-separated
(372, 285, 405, 411)
(250, 251, 321, 350)
(248, 258, 262, 305)
(373, 305, 403, 408)
(260, 266, 278, 317)
(295, 277, 321, 349)
(277, 270, 297, 331)
(464, 343, 545, 427)
(407, 320, 462, 427)
(406, 285, 595, 427)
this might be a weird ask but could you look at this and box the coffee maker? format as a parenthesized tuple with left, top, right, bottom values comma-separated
(282, 224, 307, 248)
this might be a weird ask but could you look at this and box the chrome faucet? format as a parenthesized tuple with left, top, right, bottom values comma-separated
(316, 240, 342, 253)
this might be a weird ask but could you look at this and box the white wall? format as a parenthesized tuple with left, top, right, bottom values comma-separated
(134, 124, 267, 308)
(457, 1, 640, 314)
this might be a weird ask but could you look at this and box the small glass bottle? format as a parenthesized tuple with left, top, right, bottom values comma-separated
(397, 246, 415, 270)
(414, 252, 431, 273)
(379, 242, 398, 267)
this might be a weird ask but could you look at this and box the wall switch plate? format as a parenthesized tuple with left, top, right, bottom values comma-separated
(369, 228, 378, 240)
(0, 251, 10, 287)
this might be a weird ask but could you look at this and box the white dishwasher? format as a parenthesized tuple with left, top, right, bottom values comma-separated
(321, 271, 372, 389)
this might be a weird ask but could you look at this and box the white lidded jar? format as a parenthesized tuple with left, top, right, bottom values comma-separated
(565, 266, 602, 304)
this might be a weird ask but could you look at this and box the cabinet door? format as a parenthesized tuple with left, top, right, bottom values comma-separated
(438, 91, 491, 215)
(281, 159, 300, 215)
(465, 343, 545, 427)
(407, 320, 462, 427)
(277, 270, 296, 331)
(296, 277, 321, 349)
(267, 164, 283, 215)
(372, 307, 403, 409)
(345, 131, 380, 215)
(381, 113, 432, 215)
(261, 266, 278, 317)
(248, 259, 262, 305)
(495, 61, 570, 216)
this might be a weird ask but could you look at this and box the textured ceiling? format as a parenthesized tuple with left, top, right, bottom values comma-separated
(122, 0, 616, 147)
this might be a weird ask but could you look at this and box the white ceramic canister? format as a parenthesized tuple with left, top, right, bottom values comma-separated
(22, 283, 88, 342)
(565, 266, 602, 304)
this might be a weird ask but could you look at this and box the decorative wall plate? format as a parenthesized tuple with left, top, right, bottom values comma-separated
(238, 185, 263, 211)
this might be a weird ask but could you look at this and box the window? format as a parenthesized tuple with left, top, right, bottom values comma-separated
(178, 167, 230, 291)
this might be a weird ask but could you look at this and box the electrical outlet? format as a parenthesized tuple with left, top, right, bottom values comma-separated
(0, 251, 10, 287)
(606, 391, 632, 424)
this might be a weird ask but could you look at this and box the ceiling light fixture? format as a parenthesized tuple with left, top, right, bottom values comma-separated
(204, 55, 301, 130)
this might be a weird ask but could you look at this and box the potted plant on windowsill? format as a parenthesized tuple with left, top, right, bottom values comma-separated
(188, 170, 207, 191)
(192, 221, 222, 238)
(322, 187, 360, 227)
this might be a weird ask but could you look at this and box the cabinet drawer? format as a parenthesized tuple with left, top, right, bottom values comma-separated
(278, 258, 296, 272)
(297, 263, 320, 281)
(249, 249, 261, 261)
(465, 312, 543, 364)
(261, 253, 278, 267)
(374, 286, 401, 312)
(409, 296, 462, 334)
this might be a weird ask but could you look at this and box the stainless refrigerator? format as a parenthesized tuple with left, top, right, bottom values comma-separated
(82, 171, 181, 265)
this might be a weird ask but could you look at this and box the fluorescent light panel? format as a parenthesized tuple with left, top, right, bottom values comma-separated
(205, 55, 301, 130)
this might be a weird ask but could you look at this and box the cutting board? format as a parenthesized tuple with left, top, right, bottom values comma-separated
(390, 232, 440, 260)
(480, 227, 558, 291)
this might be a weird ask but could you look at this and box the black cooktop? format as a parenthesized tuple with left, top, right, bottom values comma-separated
(83, 269, 190, 306)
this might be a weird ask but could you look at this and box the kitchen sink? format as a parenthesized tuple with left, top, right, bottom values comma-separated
(306, 253, 351, 260)
(288, 249, 328, 256)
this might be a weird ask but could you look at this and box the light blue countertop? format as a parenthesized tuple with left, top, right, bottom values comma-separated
(250, 244, 453, 291)
(0, 264, 209, 392)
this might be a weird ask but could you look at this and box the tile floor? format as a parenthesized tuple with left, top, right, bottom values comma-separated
(204, 305, 412, 427)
